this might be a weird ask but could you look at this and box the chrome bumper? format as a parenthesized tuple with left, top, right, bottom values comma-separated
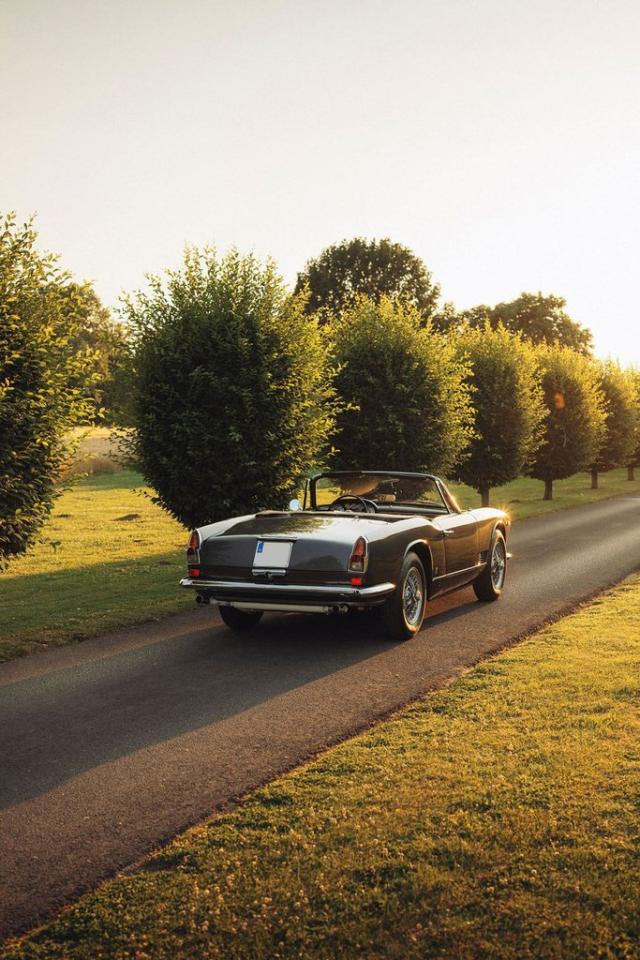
(179, 577, 396, 610)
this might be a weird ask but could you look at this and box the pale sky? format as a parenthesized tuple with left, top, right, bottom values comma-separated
(2, 0, 639, 361)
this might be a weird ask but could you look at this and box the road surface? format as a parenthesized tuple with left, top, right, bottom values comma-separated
(1, 494, 640, 937)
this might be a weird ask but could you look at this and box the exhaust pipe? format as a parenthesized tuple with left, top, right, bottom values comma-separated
(195, 594, 210, 605)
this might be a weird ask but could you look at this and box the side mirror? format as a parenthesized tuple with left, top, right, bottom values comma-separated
(289, 498, 301, 512)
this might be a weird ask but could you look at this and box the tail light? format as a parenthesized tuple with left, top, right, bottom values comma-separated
(349, 536, 368, 573)
(187, 530, 201, 565)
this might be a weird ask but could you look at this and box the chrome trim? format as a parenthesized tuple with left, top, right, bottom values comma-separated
(432, 561, 485, 582)
(252, 534, 298, 541)
(434, 478, 454, 514)
(218, 601, 337, 614)
(180, 578, 395, 599)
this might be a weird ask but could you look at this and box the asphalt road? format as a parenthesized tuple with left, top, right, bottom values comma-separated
(2, 494, 640, 938)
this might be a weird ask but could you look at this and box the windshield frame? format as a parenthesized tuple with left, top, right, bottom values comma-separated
(307, 471, 460, 515)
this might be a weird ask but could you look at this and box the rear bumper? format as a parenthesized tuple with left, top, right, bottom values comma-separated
(179, 577, 396, 613)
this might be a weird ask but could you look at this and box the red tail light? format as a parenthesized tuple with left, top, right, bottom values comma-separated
(187, 530, 201, 565)
(349, 536, 368, 573)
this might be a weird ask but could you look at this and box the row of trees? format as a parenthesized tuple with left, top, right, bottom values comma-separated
(2, 220, 639, 565)
(124, 248, 639, 529)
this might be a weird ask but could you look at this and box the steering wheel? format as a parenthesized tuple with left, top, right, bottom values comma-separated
(331, 494, 378, 514)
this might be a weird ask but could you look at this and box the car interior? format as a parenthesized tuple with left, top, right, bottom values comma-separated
(309, 473, 461, 517)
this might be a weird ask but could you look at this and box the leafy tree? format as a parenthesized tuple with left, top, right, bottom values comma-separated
(121, 247, 338, 528)
(453, 325, 545, 505)
(463, 293, 593, 354)
(430, 300, 463, 334)
(66, 286, 130, 423)
(589, 361, 638, 488)
(295, 237, 440, 323)
(627, 369, 640, 480)
(330, 297, 473, 474)
(528, 345, 605, 500)
(0, 213, 94, 565)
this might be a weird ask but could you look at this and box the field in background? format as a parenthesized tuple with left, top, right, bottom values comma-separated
(5, 573, 639, 959)
(62, 426, 124, 479)
(1, 460, 639, 662)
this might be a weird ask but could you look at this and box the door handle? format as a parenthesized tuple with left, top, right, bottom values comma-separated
(442, 529, 455, 537)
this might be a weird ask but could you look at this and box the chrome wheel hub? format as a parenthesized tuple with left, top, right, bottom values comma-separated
(491, 540, 506, 589)
(402, 567, 424, 626)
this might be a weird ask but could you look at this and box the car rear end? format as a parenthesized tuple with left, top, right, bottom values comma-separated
(180, 516, 396, 615)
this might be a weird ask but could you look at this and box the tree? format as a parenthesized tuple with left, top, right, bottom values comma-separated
(66, 286, 130, 423)
(453, 325, 545, 506)
(528, 345, 605, 500)
(295, 237, 440, 322)
(627, 369, 640, 480)
(589, 361, 638, 488)
(330, 297, 473, 474)
(0, 213, 94, 565)
(463, 293, 593, 354)
(121, 247, 338, 529)
(430, 300, 464, 335)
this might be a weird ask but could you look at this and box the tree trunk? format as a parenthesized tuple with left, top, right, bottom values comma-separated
(543, 477, 553, 500)
(480, 484, 490, 507)
(591, 467, 598, 490)
(628, 464, 635, 481)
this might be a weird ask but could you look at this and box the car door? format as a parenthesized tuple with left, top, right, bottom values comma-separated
(430, 495, 480, 580)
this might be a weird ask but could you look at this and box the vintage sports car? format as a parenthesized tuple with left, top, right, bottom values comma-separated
(180, 471, 511, 641)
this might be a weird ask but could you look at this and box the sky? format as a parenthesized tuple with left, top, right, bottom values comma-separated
(2, 0, 639, 362)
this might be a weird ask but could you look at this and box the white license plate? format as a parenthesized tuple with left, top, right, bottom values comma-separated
(253, 540, 293, 568)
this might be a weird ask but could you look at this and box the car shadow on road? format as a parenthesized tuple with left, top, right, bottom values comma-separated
(0, 588, 479, 809)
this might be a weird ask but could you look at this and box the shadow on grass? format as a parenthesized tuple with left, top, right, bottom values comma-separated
(0, 549, 187, 662)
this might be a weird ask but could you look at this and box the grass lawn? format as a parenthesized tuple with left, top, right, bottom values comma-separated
(1, 465, 639, 663)
(0, 471, 189, 662)
(4, 573, 639, 959)
(448, 466, 640, 519)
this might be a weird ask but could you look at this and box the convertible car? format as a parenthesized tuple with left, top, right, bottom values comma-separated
(180, 471, 510, 641)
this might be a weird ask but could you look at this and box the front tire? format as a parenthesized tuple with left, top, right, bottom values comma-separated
(219, 606, 263, 632)
(473, 530, 507, 601)
(383, 551, 427, 641)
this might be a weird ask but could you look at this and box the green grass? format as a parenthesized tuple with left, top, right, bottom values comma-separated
(1, 466, 639, 663)
(448, 466, 640, 520)
(0, 471, 189, 662)
(4, 574, 639, 959)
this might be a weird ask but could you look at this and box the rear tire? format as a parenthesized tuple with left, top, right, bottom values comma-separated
(383, 551, 427, 641)
(219, 606, 263, 632)
(473, 530, 507, 601)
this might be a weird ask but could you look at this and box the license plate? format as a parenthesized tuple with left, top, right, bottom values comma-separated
(253, 540, 293, 568)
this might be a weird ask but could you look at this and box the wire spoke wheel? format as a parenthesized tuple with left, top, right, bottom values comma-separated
(491, 538, 506, 590)
(402, 566, 424, 627)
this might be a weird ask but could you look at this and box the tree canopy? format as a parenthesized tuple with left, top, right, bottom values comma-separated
(330, 297, 473, 474)
(453, 325, 545, 504)
(629, 367, 640, 467)
(462, 293, 593, 354)
(0, 213, 94, 565)
(122, 247, 338, 529)
(589, 360, 638, 487)
(66, 286, 130, 423)
(528, 345, 605, 499)
(295, 237, 440, 322)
